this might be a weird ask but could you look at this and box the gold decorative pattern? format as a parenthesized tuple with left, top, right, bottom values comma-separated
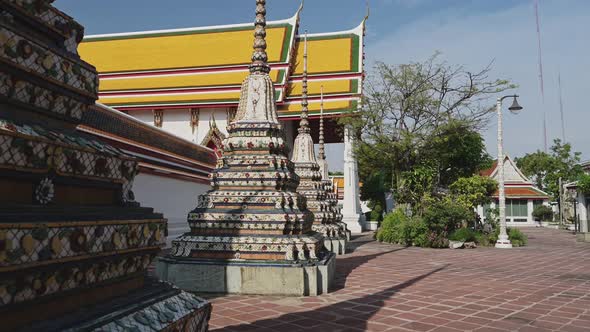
(189, 108, 199, 134)
(153, 110, 163, 128)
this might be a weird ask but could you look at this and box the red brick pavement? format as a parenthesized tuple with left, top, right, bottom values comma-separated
(205, 228, 590, 331)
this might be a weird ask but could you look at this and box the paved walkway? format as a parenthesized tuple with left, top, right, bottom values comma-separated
(206, 228, 590, 331)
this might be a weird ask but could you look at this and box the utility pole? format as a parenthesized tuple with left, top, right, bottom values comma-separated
(558, 72, 566, 142)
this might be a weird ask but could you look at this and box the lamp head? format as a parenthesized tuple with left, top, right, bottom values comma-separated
(508, 95, 523, 113)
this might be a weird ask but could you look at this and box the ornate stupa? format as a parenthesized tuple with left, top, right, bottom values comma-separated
(0, 1, 210, 330)
(319, 88, 351, 241)
(158, 0, 334, 296)
(291, 35, 347, 254)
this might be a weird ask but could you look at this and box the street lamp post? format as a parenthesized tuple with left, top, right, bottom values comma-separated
(496, 95, 523, 249)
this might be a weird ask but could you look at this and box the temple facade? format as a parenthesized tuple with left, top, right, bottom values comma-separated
(77, 4, 369, 232)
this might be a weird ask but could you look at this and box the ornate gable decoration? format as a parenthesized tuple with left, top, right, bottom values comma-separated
(200, 116, 226, 155)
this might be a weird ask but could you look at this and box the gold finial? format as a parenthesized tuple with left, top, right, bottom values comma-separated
(250, 0, 270, 74)
(319, 85, 325, 159)
(298, 31, 310, 133)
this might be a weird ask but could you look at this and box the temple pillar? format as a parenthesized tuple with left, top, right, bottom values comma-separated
(342, 126, 365, 233)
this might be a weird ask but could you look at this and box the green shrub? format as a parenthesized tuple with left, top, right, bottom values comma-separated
(376, 209, 428, 246)
(404, 216, 429, 247)
(370, 204, 383, 221)
(424, 230, 449, 248)
(474, 232, 494, 246)
(509, 228, 528, 247)
(376, 209, 406, 243)
(532, 205, 553, 222)
(449, 228, 477, 242)
(488, 227, 528, 247)
(423, 200, 475, 234)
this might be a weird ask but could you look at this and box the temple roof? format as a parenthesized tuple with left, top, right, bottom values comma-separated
(79, 103, 216, 184)
(78, 8, 365, 119)
(491, 186, 549, 199)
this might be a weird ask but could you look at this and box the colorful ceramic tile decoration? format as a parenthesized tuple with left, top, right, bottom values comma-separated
(291, 34, 349, 255)
(159, 1, 335, 296)
(170, 0, 325, 262)
(0, 0, 210, 330)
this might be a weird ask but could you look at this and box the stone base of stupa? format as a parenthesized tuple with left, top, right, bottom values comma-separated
(156, 253, 336, 296)
(324, 237, 347, 255)
(16, 278, 211, 332)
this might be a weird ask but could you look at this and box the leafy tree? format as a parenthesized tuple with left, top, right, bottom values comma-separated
(514, 151, 553, 190)
(342, 53, 512, 201)
(396, 165, 437, 214)
(449, 175, 498, 210)
(516, 139, 583, 199)
(360, 171, 387, 210)
(577, 173, 590, 195)
(423, 121, 493, 187)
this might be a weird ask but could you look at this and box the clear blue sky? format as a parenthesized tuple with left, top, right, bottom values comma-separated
(54, 0, 509, 46)
(55, 0, 590, 169)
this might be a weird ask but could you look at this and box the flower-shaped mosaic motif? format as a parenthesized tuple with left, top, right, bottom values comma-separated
(34, 177, 54, 205)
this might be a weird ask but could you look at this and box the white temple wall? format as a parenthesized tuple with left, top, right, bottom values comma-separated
(160, 109, 193, 142)
(127, 108, 232, 145)
(132, 172, 209, 246)
(126, 110, 153, 126)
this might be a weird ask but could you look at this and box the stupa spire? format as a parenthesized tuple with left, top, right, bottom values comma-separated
(318, 86, 325, 160)
(250, 0, 270, 74)
(318, 85, 330, 180)
(298, 31, 310, 133)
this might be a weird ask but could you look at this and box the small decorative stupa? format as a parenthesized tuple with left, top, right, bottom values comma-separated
(291, 35, 347, 254)
(319, 87, 351, 241)
(158, 0, 335, 296)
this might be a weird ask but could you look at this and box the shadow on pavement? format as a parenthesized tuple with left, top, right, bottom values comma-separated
(216, 261, 448, 331)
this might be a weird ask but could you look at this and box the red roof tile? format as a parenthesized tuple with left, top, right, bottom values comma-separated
(491, 187, 548, 198)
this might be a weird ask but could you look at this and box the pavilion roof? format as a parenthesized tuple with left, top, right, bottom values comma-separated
(491, 186, 549, 199)
(78, 8, 366, 119)
(479, 155, 550, 199)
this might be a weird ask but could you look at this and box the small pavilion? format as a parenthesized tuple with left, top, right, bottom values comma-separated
(478, 156, 550, 227)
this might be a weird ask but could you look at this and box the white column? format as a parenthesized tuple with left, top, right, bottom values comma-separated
(342, 126, 365, 233)
(527, 199, 535, 225)
(580, 194, 588, 233)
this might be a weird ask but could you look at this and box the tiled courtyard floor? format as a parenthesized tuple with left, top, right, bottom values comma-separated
(205, 228, 590, 331)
